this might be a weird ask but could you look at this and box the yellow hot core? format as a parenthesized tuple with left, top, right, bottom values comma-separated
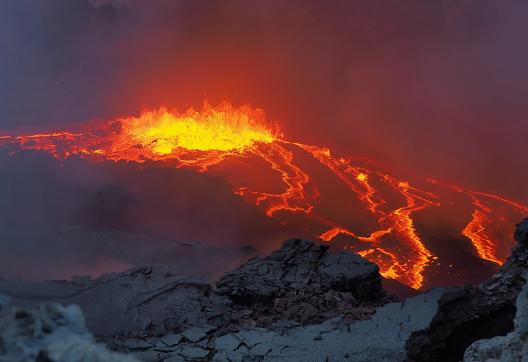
(120, 104, 277, 154)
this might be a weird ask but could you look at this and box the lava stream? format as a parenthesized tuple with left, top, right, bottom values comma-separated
(1, 102, 526, 289)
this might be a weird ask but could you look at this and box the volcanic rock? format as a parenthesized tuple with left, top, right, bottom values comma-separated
(217, 238, 383, 301)
(213, 288, 446, 361)
(1, 221, 527, 362)
(0, 238, 392, 360)
(406, 218, 528, 361)
(216, 238, 388, 326)
(463, 271, 528, 361)
(110, 288, 445, 361)
(0, 301, 138, 362)
(0, 266, 232, 338)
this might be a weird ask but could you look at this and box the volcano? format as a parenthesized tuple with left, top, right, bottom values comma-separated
(0, 102, 526, 290)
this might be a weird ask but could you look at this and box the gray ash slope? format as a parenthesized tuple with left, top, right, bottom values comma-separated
(1, 220, 527, 361)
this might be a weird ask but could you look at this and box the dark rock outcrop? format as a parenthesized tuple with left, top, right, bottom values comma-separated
(217, 238, 383, 301)
(216, 238, 389, 326)
(406, 218, 528, 362)
(464, 271, 528, 361)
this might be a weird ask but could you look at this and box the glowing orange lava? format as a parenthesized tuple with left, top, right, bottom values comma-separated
(1, 102, 526, 289)
(428, 179, 528, 266)
(114, 104, 277, 155)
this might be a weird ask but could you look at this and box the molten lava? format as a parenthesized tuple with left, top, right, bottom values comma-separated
(117, 105, 277, 154)
(1, 102, 526, 289)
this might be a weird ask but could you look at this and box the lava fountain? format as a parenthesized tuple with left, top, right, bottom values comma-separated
(1, 102, 526, 289)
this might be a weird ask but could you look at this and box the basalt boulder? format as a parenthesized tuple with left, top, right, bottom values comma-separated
(464, 271, 528, 361)
(217, 238, 385, 302)
(406, 218, 528, 362)
(216, 238, 389, 326)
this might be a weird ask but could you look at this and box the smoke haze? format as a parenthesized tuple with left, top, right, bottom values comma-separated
(0, 0, 526, 282)
(1, 0, 526, 201)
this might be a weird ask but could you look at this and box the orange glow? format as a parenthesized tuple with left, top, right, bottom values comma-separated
(1, 102, 526, 289)
(356, 173, 367, 182)
(428, 179, 528, 266)
(116, 104, 277, 154)
(463, 204, 501, 265)
(461, 192, 528, 264)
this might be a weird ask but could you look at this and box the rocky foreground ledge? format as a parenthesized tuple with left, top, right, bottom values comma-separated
(1, 220, 527, 361)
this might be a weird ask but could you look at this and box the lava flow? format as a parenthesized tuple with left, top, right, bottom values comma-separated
(1, 102, 526, 289)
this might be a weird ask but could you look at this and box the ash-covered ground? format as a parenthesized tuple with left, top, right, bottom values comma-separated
(1, 219, 527, 361)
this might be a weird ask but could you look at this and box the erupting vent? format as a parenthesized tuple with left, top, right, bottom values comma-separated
(1, 102, 526, 289)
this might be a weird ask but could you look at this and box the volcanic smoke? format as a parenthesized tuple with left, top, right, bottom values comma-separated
(1, 102, 526, 289)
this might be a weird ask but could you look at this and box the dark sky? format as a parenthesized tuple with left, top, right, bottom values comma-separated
(0, 0, 526, 202)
